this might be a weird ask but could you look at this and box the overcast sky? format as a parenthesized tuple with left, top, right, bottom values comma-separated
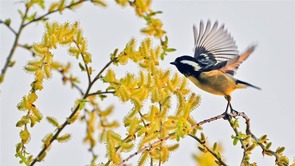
(1, 0, 295, 165)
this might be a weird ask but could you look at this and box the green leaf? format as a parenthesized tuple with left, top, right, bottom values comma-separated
(213, 142, 217, 151)
(160, 52, 166, 60)
(26, 12, 37, 22)
(9, 61, 16, 67)
(200, 132, 206, 143)
(99, 94, 107, 100)
(16, 142, 22, 153)
(0, 75, 4, 83)
(77, 99, 88, 110)
(37, 0, 45, 9)
(247, 144, 255, 151)
(233, 138, 238, 146)
(198, 146, 207, 153)
(259, 134, 267, 143)
(165, 48, 176, 52)
(18, 10, 24, 18)
(276, 147, 285, 154)
(78, 62, 85, 71)
(4, 18, 11, 26)
(110, 48, 119, 60)
(266, 142, 272, 149)
(148, 11, 163, 17)
(28, 0, 45, 9)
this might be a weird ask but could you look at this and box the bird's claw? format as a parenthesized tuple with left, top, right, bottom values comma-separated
(230, 109, 238, 116)
(222, 111, 232, 120)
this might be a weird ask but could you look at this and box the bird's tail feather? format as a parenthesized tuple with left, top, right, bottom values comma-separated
(236, 80, 261, 90)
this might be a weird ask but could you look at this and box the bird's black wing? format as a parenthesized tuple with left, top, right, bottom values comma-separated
(193, 20, 239, 70)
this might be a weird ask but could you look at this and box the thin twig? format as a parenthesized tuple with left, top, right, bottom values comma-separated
(30, 58, 115, 166)
(1, 0, 91, 85)
(22, 0, 91, 28)
(119, 113, 229, 165)
(17, 44, 32, 51)
(85, 58, 117, 96)
(72, 83, 84, 96)
(75, 42, 92, 85)
(226, 118, 247, 165)
(118, 136, 171, 166)
(56, 70, 85, 95)
(30, 103, 81, 166)
(93, 58, 117, 83)
(188, 134, 227, 166)
(0, 6, 29, 84)
(119, 110, 282, 166)
(235, 112, 280, 161)
(192, 113, 226, 128)
(105, 136, 132, 166)
(86, 90, 115, 97)
(0, 19, 17, 35)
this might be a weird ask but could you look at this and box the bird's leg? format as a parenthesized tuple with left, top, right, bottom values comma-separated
(222, 95, 232, 120)
(225, 95, 238, 116)
(222, 95, 239, 119)
(229, 103, 238, 116)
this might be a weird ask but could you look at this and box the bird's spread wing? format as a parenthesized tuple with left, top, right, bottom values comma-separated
(193, 20, 239, 67)
(220, 45, 256, 75)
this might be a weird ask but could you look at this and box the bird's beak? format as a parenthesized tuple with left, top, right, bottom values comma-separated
(170, 62, 176, 65)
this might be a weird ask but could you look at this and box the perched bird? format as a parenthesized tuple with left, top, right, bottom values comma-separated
(170, 20, 260, 114)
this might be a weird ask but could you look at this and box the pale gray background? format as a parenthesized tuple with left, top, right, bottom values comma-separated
(1, 0, 295, 165)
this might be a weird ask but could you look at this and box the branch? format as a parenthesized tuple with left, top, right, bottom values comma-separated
(226, 117, 248, 165)
(21, 43, 86, 96)
(192, 113, 226, 128)
(93, 58, 117, 84)
(86, 90, 115, 97)
(85, 57, 117, 95)
(74, 42, 92, 85)
(72, 83, 84, 96)
(0, 19, 17, 35)
(189, 134, 227, 166)
(22, 0, 91, 28)
(0, 6, 29, 85)
(119, 110, 283, 166)
(1, 0, 92, 85)
(119, 113, 230, 165)
(234, 112, 280, 161)
(118, 136, 171, 166)
(30, 103, 81, 166)
(57, 70, 85, 96)
(30, 58, 115, 165)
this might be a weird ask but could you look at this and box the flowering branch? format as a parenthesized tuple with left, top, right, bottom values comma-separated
(30, 58, 115, 166)
(0, 0, 91, 85)
(118, 136, 171, 166)
(119, 110, 289, 166)
(189, 134, 227, 166)
(22, 0, 91, 28)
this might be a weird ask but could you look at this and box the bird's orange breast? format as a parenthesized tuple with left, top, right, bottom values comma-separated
(187, 70, 246, 96)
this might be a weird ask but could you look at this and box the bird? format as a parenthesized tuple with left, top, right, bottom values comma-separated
(170, 20, 260, 115)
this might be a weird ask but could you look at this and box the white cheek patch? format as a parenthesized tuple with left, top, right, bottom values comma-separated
(180, 60, 201, 71)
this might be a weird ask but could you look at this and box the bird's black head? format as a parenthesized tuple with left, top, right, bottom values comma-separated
(170, 56, 202, 76)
